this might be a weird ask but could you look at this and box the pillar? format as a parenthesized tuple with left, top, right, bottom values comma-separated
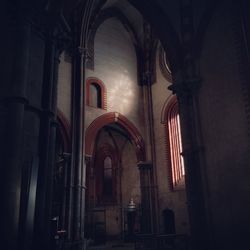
(137, 161, 153, 234)
(0, 14, 31, 250)
(33, 28, 63, 250)
(141, 21, 159, 234)
(169, 78, 210, 250)
(70, 43, 88, 249)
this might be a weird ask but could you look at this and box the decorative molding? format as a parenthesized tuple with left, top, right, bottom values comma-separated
(85, 112, 146, 162)
(141, 22, 158, 85)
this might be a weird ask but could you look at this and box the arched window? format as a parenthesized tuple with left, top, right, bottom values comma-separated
(90, 83, 102, 108)
(86, 77, 107, 109)
(95, 144, 117, 204)
(103, 156, 113, 196)
(165, 96, 185, 190)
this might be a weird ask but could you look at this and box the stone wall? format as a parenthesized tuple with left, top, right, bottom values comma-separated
(199, 1, 250, 247)
(85, 17, 144, 136)
(152, 44, 190, 234)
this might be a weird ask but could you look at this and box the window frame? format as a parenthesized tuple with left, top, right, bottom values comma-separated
(95, 143, 117, 205)
(165, 95, 185, 191)
(86, 77, 107, 110)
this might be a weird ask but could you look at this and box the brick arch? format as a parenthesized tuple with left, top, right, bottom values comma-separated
(85, 112, 146, 162)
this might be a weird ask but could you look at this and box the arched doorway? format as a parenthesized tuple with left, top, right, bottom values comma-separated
(85, 112, 146, 243)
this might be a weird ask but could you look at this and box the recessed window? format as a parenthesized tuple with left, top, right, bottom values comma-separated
(103, 156, 113, 196)
(86, 77, 107, 109)
(166, 96, 185, 190)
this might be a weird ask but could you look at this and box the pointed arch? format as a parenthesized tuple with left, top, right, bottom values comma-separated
(85, 112, 146, 162)
(127, 0, 182, 73)
(86, 7, 141, 70)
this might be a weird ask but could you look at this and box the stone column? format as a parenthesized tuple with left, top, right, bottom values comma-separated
(171, 1, 210, 249)
(169, 78, 210, 250)
(32, 24, 67, 250)
(141, 22, 159, 233)
(70, 44, 88, 249)
(84, 155, 94, 238)
(0, 15, 31, 250)
(137, 161, 153, 234)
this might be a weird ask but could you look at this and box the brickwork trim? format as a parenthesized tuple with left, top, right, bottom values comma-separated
(85, 112, 146, 161)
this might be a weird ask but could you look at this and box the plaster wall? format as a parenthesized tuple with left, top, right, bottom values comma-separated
(85, 18, 144, 138)
(151, 45, 189, 234)
(199, 0, 250, 247)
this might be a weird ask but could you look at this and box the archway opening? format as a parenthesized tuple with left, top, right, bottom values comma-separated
(85, 122, 143, 243)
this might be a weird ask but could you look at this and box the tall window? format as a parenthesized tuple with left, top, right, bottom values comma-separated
(166, 96, 185, 189)
(95, 144, 117, 204)
(86, 77, 107, 109)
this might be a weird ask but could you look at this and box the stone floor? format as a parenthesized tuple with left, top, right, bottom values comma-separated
(88, 241, 134, 250)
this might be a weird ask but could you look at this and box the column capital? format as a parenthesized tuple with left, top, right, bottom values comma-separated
(137, 161, 153, 171)
(62, 152, 71, 160)
(168, 77, 201, 97)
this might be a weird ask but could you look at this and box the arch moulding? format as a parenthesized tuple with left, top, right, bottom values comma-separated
(161, 94, 177, 124)
(85, 112, 146, 162)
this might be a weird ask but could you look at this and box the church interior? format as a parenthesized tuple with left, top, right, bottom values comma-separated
(1, 0, 250, 250)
